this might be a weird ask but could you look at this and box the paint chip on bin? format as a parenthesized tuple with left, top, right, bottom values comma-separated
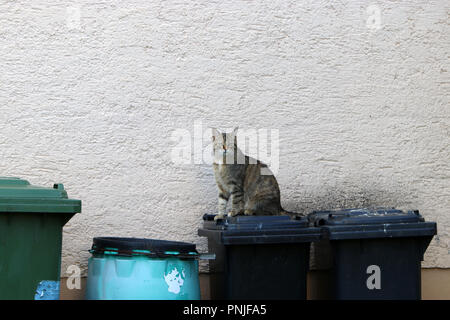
(164, 267, 185, 294)
(34, 280, 60, 300)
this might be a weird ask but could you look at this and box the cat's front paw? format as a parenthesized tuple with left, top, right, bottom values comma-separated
(214, 213, 227, 221)
(228, 209, 244, 217)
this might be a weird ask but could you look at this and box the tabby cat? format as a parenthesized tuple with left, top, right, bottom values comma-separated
(211, 127, 293, 220)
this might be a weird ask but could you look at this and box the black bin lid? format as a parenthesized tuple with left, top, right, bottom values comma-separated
(198, 214, 322, 245)
(307, 208, 437, 240)
(90, 237, 198, 258)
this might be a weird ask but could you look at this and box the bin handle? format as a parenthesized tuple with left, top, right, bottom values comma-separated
(198, 253, 216, 260)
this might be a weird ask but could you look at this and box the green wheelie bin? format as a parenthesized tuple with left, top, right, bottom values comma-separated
(0, 177, 81, 300)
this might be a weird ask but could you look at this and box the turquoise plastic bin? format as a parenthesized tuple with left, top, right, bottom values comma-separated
(85, 237, 201, 300)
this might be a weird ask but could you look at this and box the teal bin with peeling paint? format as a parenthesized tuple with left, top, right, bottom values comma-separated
(85, 237, 201, 300)
(0, 177, 81, 300)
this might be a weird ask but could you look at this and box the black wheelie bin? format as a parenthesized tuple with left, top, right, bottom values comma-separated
(198, 214, 321, 300)
(308, 207, 437, 300)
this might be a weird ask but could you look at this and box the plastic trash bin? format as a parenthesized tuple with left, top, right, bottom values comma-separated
(85, 237, 201, 300)
(0, 177, 81, 300)
(198, 214, 322, 300)
(308, 207, 437, 300)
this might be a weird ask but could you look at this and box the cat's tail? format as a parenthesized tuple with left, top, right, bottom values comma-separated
(280, 208, 305, 218)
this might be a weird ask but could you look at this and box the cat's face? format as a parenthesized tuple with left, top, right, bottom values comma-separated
(212, 127, 238, 159)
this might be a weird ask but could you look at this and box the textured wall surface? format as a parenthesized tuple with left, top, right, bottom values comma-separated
(0, 0, 448, 275)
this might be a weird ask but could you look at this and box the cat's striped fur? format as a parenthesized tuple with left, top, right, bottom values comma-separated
(211, 127, 291, 220)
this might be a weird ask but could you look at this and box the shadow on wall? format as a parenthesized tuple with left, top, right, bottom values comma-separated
(282, 184, 418, 271)
(282, 185, 416, 217)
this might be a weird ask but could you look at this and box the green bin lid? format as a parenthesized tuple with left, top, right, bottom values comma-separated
(0, 177, 81, 213)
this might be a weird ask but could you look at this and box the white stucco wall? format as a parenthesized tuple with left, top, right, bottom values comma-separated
(0, 0, 448, 275)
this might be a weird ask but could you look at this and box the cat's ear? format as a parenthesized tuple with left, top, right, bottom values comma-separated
(211, 128, 220, 141)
